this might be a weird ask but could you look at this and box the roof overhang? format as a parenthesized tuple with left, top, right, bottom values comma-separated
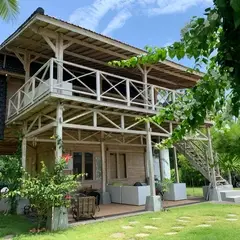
(0, 8, 201, 89)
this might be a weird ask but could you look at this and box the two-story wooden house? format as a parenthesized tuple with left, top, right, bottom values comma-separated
(0, 8, 227, 210)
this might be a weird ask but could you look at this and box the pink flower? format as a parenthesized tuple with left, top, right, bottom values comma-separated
(62, 154, 71, 163)
(65, 194, 71, 200)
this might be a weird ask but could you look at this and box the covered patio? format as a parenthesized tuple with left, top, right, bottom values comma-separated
(68, 197, 204, 223)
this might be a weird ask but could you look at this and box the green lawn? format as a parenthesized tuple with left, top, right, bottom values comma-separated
(186, 187, 203, 197)
(2, 203, 240, 239)
(0, 214, 34, 238)
(186, 187, 240, 197)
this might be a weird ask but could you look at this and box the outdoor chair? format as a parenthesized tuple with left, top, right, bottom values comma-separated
(71, 196, 96, 221)
(87, 191, 100, 211)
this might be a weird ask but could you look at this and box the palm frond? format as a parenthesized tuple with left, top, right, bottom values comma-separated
(0, 0, 19, 20)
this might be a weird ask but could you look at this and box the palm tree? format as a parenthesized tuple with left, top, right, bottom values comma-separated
(0, 0, 18, 20)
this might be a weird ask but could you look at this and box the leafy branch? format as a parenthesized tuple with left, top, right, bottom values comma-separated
(110, 1, 239, 147)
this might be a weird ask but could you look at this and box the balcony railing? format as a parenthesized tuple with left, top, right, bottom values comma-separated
(7, 58, 184, 120)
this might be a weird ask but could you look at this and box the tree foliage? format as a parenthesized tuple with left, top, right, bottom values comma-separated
(213, 121, 240, 173)
(111, 0, 240, 147)
(177, 154, 206, 187)
(0, 138, 22, 214)
(8, 159, 78, 228)
(0, 0, 19, 20)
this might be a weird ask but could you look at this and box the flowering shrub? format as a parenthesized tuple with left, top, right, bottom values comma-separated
(8, 157, 78, 228)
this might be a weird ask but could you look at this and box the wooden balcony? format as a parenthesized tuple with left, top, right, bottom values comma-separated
(7, 58, 184, 123)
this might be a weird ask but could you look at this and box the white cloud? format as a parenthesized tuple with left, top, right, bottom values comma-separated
(102, 9, 132, 35)
(69, 0, 213, 35)
(148, 0, 213, 16)
(69, 0, 133, 31)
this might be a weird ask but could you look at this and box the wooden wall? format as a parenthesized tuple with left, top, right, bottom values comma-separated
(28, 142, 147, 190)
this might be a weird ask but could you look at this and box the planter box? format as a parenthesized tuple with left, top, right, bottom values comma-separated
(164, 183, 187, 201)
(121, 186, 150, 205)
(47, 207, 68, 231)
(0, 198, 29, 214)
(107, 185, 151, 205)
(106, 185, 122, 203)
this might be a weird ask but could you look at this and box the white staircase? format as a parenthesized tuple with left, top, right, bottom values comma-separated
(175, 139, 240, 203)
(175, 139, 228, 186)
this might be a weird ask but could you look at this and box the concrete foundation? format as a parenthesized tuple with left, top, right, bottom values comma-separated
(145, 196, 162, 212)
(202, 184, 233, 201)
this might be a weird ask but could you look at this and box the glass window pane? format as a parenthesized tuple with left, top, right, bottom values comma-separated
(119, 153, 127, 179)
(73, 152, 82, 174)
(85, 152, 93, 180)
(110, 153, 117, 179)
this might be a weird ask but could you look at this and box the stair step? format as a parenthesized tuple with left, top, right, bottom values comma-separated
(226, 196, 240, 203)
(220, 190, 240, 198)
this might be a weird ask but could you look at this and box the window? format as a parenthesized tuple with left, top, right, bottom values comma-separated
(73, 152, 94, 180)
(119, 153, 127, 179)
(110, 153, 117, 179)
(85, 152, 93, 180)
(109, 152, 127, 179)
(73, 152, 82, 175)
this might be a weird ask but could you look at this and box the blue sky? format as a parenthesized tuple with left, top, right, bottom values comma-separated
(0, 0, 213, 67)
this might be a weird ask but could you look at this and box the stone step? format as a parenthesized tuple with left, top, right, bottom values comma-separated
(226, 196, 240, 203)
(220, 190, 240, 201)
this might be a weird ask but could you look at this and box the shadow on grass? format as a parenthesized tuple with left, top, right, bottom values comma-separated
(0, 214, 34, 239)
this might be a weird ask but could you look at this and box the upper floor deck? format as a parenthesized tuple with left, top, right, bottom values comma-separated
(7, 57, 186, 123)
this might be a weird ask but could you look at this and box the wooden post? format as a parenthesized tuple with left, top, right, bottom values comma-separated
(146, 121, 155, 196)
(56, 33, 64, 94)
(22, 122, 27, 170)
(151, 85, 155, 110)
(173, 147, 180, 183)
(96, 71, 101, 101)
(126, 79, 130, 106)
(50, 58, 54, 92)
(207, 127, 216, 187)
(56, 102, 63, 161)
(100, 132, 106, 192)
(24, 52, 31, 82)
(143, 66, 149, 109)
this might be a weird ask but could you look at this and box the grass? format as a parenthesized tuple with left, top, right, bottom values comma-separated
(0, 214, 34, 238)
(2, 203, 240, 239)
(186, 187, 203, 197)
(186, 187, 240, 197)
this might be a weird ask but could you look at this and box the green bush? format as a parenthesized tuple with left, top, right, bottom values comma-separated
(0, 155, 22, 214)
(9, 159, 78, 228)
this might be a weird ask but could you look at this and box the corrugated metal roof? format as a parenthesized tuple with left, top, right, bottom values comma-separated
(0, 7, 201, 89)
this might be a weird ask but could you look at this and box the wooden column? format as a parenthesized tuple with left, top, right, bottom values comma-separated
(56, 33, 64, 95)
(24, 52, 31, 82)
(143, 66, 149, 109)
(56, 102, 63, 161)
(146, 121, 155, 196)
(173, 147, 180, 183)
(22, 122, 27, 170)
(100, 132, 106, 192)
(207, 127, 216, 187)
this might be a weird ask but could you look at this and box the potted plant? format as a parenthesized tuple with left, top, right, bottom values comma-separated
(9, 154, 78, 231)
